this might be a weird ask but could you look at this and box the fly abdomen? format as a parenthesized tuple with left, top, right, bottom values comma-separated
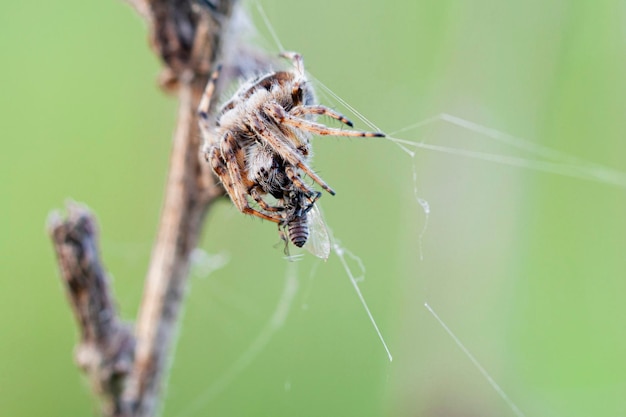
(288, 215, 309, 248)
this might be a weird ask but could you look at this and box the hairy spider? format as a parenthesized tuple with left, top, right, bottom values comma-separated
(198, 52, 384, 254)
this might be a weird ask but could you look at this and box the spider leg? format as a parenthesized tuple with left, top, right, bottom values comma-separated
(215, 134, 282, 224)
(284, 164, 322, 216)
(249, 113, 336, 196)
(279, 51, 304, 74)
(207, 145, 242, 206)
(284, 165, 321, 202)
(287, 115, 384, 137)
(267, 102, 384, 138)
(249, 187, 284, 213)
(198, 64, 222, 132)
(279, 51, 307, 100)
(290, 105, 354, 127)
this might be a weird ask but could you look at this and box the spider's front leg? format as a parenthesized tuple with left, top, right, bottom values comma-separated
(269, 103, 385, 138)
(198, 64, 222, 133)
(279, 52, 306, 99)
(198, 65, 223, 169)
(289, 105, 354, 127)
(279, 51, 304, 74)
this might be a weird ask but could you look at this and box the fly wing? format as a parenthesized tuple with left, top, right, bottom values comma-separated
(303, 204, 331, 261)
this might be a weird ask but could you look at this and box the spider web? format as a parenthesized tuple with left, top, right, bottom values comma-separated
(167, 2, 626, 417)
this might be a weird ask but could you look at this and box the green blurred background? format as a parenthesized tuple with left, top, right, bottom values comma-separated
(2, 0, 626, 416)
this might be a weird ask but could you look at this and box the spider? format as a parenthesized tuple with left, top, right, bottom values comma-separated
(198, 52, 384, 252)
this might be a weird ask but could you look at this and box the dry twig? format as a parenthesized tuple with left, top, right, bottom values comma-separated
(49, 205, 135, 417)
(47, 0, 270, 415)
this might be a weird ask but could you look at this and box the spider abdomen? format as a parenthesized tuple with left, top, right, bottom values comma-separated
(288, 216, 309, 248)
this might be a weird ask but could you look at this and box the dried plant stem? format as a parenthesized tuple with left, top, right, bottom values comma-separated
(47, 1, 247, 416)
(123, 80, 220, 416)
(49, 206, 135, 417)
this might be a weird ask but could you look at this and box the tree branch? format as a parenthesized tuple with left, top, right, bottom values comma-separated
(122, 76, 221, 417)
(47, 0, 266, 415)
(48, 204, 135, 417)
